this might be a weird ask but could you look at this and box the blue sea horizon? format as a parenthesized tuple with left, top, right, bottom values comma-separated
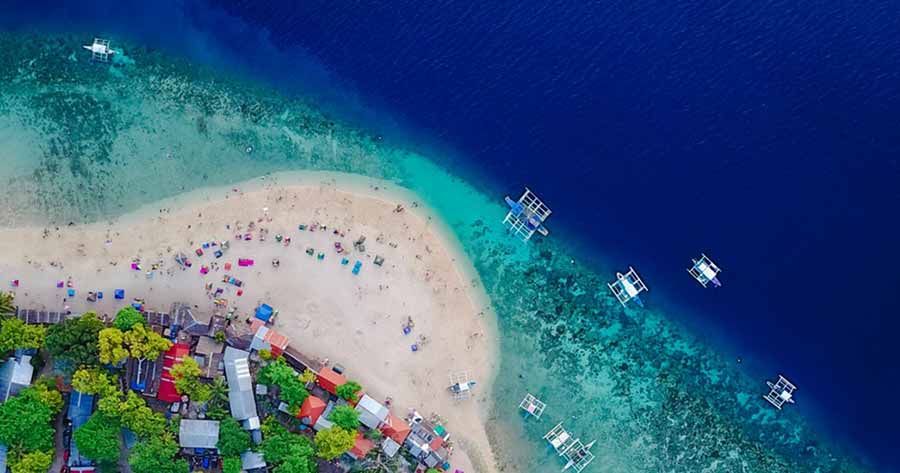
(1, 0, 898, 471)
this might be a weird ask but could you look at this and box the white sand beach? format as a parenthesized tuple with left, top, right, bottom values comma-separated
(0, 172, 500, 473)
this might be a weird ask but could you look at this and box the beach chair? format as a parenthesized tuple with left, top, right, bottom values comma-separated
(352, 261, 362, 275)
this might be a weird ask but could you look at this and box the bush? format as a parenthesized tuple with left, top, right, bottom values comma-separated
(314, 427, 356, 460)
(335, 381, 362, 402)
(328, 405, 360, 431)
(217, 417, 251, 457)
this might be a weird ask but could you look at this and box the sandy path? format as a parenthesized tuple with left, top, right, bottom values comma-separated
(0, 174, 499, 473)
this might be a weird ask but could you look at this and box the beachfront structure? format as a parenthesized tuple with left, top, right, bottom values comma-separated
(355, 393, 390, 429)
(157, 343, 190, 403)
(688, 253, 722, 288)
(404, 421, 451, 469)
(503, 188, 552, 242)
(179, 419, 220, 450)
(249, 320, 289, 357)
(82, 38, 115, 62)
(380, 413, 412, 458)
(543, 423, 596, 472)
(224, 347, 261, 428)
(764, 375, 797, 410)
(608, 266, 648, 307)
(519, 393, 546, 419)
(0, 353, 34, 402)
(448, 371, 476, 401)
(67, 391, 96, 470)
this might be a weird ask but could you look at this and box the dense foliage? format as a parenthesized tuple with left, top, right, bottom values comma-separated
(171, 356, 210, 401)
(260, 418, 316, 472)
(258, 357, 309, 412)
(9, 451, 52, 473)
(72, 368, 115, 395)
(315, 427, 357, 460)
(0, 385, 62, 457)
(0, 318, 45, 352)
(329, 405, 361, 431)
(129, 435, 189, 473)
(45, 312, 104, 367)
(216, 416, 251, 457)
(336, 381, 362, 402)
(0, 291, 15, 316)
(222, 456, 242, 473)
(98, 327, 129, 365)
(99, 323, 171, 365)
(113, 306, 146, 331)
(98, 389, 166, 439)
(74, 412, 121, 463)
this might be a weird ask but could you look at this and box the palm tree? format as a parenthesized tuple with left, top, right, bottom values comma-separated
(0, 291, 15, 317)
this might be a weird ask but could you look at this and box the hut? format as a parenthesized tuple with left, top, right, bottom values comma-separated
(297, 395, 327, 426)
(355, 394, 389, 429)
(316, 368, 347, 396)
(179, 419, 220, 450)
(348, 433, 375, 460)
(248, 320, 289, 357)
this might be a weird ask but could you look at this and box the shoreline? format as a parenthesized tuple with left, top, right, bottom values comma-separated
(0, 172, 501, 473)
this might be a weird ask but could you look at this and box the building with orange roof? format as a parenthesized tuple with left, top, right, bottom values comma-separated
(316, 367, 347, 396)
(347, 433, 375, 460)
(157, 343, 190, 403)
(297, 395, 327, 426)
(248, 320, 289, 357)
(380, 413, 411, 444)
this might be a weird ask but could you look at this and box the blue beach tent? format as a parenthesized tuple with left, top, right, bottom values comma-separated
(255, 304, 274, 322)
(352, 261, 362, 275)
(114, 289, 125, 299)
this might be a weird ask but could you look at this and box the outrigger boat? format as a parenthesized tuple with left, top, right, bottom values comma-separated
(688, 253, 722, 288)
(83, 38, 116, 62)
(503, 187, 552, 242)
(608, 266, 648, 307)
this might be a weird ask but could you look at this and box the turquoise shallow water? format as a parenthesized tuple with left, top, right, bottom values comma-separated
(0, 33, 872, 472)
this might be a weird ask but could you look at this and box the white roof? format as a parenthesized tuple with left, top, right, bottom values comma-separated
(355, 394, 389, 429)
(0, 355, 34, 402)
(382, 437, 401, 457)
(224, 347, 258, 421)
(179, 419, 219, 449)
(241, 451, 267, 470)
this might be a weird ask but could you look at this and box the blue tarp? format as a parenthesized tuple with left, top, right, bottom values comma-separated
(67, 391, 96, 467)
(0, 444, 7, 473)
(255, 304, 274, 322)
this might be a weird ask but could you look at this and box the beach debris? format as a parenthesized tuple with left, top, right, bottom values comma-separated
(174, 253, 192, 268)
(354, 235, 366, 252)
(448, 371, 476, 401)
(607, 266, 648, 308)
(688, 253, 722, 288)
(83, 38, 115, 62)
(763, 374, 796, 410)
(519, 393, 546, 419)
(374, 255, 385, 266)
(305, 248, 315, 256)
(67, 288, 76, 297)
(503, 187, 552, 242)
(195, 248, 204, 256)
(222, 275, 243, 287)
(271, 258, 280, 268)
(341, 258, 349, 265)
(238, 258, 254, 267)
(543, 422, 596, 472)
(334, 242, 344, 253)
(317, 253, 325, 261)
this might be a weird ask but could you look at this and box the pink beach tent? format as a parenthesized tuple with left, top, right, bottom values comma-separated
(200, 266, 210, 275)
(238, 258, 254, 267)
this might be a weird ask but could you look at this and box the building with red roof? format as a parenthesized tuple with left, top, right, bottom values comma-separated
(297, 395, 327, 426)
(248, 320, 290, 357)
(316, 368, 347, 396)
(348, 433, 375, 460)
(380, 413, 411, 444)
(157, 343, 190, 403)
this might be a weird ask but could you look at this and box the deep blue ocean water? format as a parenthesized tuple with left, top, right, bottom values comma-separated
(3, 0, 900, 470)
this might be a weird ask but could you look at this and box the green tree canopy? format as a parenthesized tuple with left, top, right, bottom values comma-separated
(98, 390, 166, 439)
(260, 418, 315, 470)
(72, 368, 116, 396)
(0, 318, 45, 352)
(74, 412, 121, 463)
(0, 291, 15, 316)
(45, 312, 104, 367)
(113, 306, 146, 331)
(129, 435, 189, 473)
(9, 451, 52, 473)
(0, 386, 61, 454)
(222, 456, 242, 473)
(274, 444, 316, 473)
(98, 327, 129, 365)
(217, 416, 251, 457)
(315, 426, 356, 460)
(171, 356, 211, 402)
(258, 357, 309, 411)
(328, 405, 360, 431)
(123, 323, 172, 361)
(335, 381, 362, 402)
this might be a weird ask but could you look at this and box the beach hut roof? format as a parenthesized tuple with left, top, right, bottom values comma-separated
(355, 394, 389, 429)
(241, 451, 267, 471)
(381, 437, 401, 457)
(349, 432, 375, 459)
(316, 368, 347, 395)
(249, 321, 290, 357)
(298, 395, 327, 425)
(224, 347, 258, 421)
(179, 419, 220, 449)
(0, 444, 7, 473)
(380, 413, 411, 444)
(157, 343, 190, 403)
(0, 354, 34, 402)
(171, 303, 210, 336)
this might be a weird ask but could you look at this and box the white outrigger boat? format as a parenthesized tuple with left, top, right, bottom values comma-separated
(543, 422, 596, 472)
(608, 266, 648, 307)
(688, 253, 722, 287)
(763, 374, 796, 410)
(83, 38, 116, 62)
(503, 187, 552, 242)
